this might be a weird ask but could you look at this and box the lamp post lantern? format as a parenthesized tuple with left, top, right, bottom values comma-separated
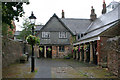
(29, 11, 36, 72)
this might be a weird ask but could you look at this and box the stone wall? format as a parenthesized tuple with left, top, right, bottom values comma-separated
(34, 46, 39, 57)
(2, 37, 30, 67)
(106, 36, 120, 77)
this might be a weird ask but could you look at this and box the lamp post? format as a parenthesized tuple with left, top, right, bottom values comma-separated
(29, 11, 36, 72)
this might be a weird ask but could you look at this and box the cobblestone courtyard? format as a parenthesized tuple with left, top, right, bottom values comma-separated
(3, 58, 118, 78)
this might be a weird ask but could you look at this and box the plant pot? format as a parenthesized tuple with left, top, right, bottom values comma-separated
(20, 60, 26, 63)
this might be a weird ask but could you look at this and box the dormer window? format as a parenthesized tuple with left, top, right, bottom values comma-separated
(106, 1, 119, 13)
(112, 5, 114, 9)
(77, 33, 84, 40)
(78, 34, 80, 39)
(81, 34, 84, 37)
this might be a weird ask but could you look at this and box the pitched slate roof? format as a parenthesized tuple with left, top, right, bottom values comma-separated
(35, 25, 44, 31)
(106, 1, 120, 13)
(80, 21, 119, 41)
(86, 3, 120, 33)
(61, 18, 91, 35)
(38, 14, 91, 35)
(40, 14, 76, 35)
(79, 1, 120, 41)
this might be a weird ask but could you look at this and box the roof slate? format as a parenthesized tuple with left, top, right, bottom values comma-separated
(80, 21, 119, 41)
(78, 1, 120, 41)
(61, 18, 91, 35)
(86, 2, 120, 33)
(35, 25, 44, 31)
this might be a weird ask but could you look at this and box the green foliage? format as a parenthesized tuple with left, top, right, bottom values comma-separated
(73, 46, 78, 51)
(2, 23, 8, 36)
(40, 47, 43, 52)
(10, 24, 14, 29)
(70, 35, 76, 44)
(2, 23, 13, 38)
(18, 18, 32, 40)
(47, 47, 51, 52)
(64, 54, 72, 59)
(68, 54, 73, 58)
(2, 2, 29, 28)
(26, 35, 40, 46)
(8, 31, 13, 36)
(73, 36, 76, 42)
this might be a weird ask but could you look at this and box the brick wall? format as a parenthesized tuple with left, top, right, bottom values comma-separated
(52, 46, 57, 58)
(58, 46, 69, 58)
(52, 45, 71, 58)
(99, 37, 109, 66)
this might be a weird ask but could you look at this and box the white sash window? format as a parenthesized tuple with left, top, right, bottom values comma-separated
(59, 32, 67, 38)
(42, 32, 50, 38)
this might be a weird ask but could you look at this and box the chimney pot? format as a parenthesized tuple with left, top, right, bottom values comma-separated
(62, 10, 65, 18)
(102, 0, 106, 14)
(90, 6, 97, 21)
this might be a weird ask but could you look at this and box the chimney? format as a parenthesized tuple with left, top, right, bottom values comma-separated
(90, 6, 97, 21)
(62, 10, 65, 18)
(102, 0, 106, 14)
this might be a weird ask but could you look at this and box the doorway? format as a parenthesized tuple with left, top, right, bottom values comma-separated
(93, 41, 98, 65)
(86, 44, 90, 62)
(46, 46, 52, 58)
(39, 46, 44, 58)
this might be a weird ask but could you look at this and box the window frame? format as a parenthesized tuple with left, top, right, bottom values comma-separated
(77, 33, 84, 40)
(59, 46, 65, 52)
(59, 32, 67, 39)
(42, 32, 50, 39)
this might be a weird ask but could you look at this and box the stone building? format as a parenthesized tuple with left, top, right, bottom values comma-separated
(35, 0, 120, 76)
(73, 1, 120, 76)
(36, 10, 91, 58)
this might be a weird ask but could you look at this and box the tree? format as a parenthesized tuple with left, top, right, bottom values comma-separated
(2, 23, 8, 36)
(2, 22, 13, 38)
(17, 18, 32, 41)
(2, 2, 29, 28)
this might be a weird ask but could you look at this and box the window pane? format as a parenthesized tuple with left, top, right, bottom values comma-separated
(59, 46, 64, 52)
(59, 32, 67, 38)
(78, 34, 80, 39)
(42, 32, 50, 38)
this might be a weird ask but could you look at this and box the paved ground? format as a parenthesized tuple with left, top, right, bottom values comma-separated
(3, 58, 118, 78)
(34, 58, 117, 78)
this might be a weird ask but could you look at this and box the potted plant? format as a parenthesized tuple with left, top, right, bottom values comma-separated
(73, 46, 78, 59)
(20, 54, 27, 63)
(26, 35, 40, 45)
(47, 47, 51, 52)
(40, 47, 43, 52)
(74, 46, 78, 52)
(78, 46, 81, 53)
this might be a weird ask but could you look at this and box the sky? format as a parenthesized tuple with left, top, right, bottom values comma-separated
(15, 0, 120, 31)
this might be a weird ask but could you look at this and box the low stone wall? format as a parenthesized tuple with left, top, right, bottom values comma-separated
(2, 37, 30, 67)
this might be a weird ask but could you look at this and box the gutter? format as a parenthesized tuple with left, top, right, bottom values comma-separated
(73, 36, 100, 45)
